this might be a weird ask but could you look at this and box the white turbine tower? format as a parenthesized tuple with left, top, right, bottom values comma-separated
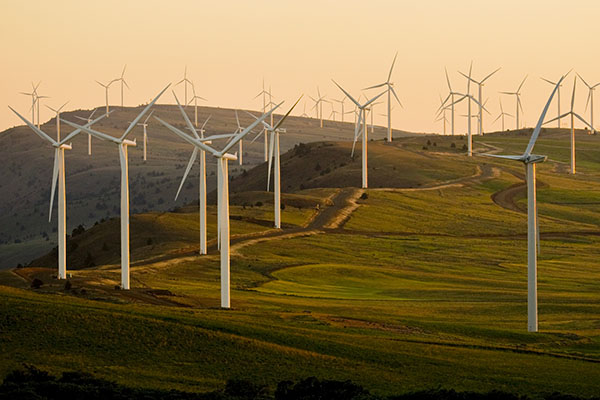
(248, 97, 302, 228)
(188, 83, 207, 128)
(9, 105, 109, 280)
(439, 68, 465, 136)
(482, 75, 565, 332)
(62, 85, 170, 290)
(493, 99, 514, 132)
(577, 73, 600, 131)
(115, 65, 129, 107)
(155, 102, 282, 308)
(74, 109, 99, 155)
(332, 80, 385, 189)
(310, 87, 329, 128)
(176, 66, 193, 106)
(234, 111, 245, 165)
(459, 66, 501, 136)
(501, 76, 528, 130)
(446, 65, 487, 157)
(136, 111, 154, 161)
(20, 81, 41, 125)
(544, 77, 595, 174)
(364, 52, 403, 142)
(96, 79, 116, 117)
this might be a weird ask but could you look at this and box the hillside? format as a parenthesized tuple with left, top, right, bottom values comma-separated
(0, 104, 416, 269)
(0, 129, 599, 397)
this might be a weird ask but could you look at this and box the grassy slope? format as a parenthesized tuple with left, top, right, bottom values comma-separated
(1, 130, 600, 397)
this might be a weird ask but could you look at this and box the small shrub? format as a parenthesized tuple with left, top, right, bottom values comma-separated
(31, 278, 43, 289)
(255, 201, 263, 207)
(146, 238, 153, 245)
(360, 192, 368, 200)
(422, 146, 428, 150)
(462, 144, 468, 151)
(451, 142, 456, 148)
(427, 139, 431, 145)
(64, 280, 72, 291)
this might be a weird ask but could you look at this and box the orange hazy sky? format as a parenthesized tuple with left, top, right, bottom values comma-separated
(1, 0, 598, 135)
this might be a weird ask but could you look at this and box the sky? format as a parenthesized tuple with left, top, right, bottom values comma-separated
(1, 0, 599, 135)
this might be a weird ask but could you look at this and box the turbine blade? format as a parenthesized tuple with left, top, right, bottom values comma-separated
(481, 67, 501, 83)
(49, 148, 59, 222)
(524, 75, 565, 156)
(571, 77, 577, 111)
(175, 148, 198, 201)
(121, 84, 170, 140)
(363, 82, 387, 90)
(577, 73, 591, 89)
(60, 110, 112, 144)
(445, 67, 452, 91)
(272, 95, 303, 131)
(517, 75, 528, 92)
(60, 118, 119, 143)
(173, 91, 200, 139)
(8, 106, 57, 145)
(331, 80, 361, 108)
(390, 87, 403, 108)
(387, 51, 398, 82)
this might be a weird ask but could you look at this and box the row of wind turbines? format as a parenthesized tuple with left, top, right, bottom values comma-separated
(9, 58, 597, 332)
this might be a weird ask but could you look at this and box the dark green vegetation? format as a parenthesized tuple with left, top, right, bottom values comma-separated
(1, 126, 599, 398)
(3, 366, 598, 400)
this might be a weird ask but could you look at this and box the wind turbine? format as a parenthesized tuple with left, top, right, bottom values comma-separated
(436, 95, 450, 135)
(155, 101, 282, 308)
(188, 84, 207, 127)
(254, 79, 271, 162)
(544, 77, 595, 174)
(577, 73, 600, 130)
(493, 99, 514, 132)
(136, 111, 154, 161)
(115, 65, 129, 107)
(248, 97, 302, 228)
(8, 105, 109, 280)
(501, 75, 528, 130)
(540, 76, 565, 128)
(482, 75, 565, 332)
(234, 111, 246, 165)
(20, 81, 41, 125)
(459, 66, 501, 136)
(446, 64, 487, 156)
(368, 101, 382, 134)
(62, 85, 170, 290)
(96, 79, 116, 116)
(310, 87, 329, 128)
(331, 98, 348, 122)
(74, 109, 99, 155)
(439, 68, 465, 136)
(333, 80, 385, 189)
(176, 66, 193, 106)
(364, 52, 403, 142)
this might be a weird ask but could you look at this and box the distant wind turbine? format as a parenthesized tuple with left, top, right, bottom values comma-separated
(333, 80, 386, 188)
(20, 81, 41, 125)
(540, 75, 566, 128)
(501, 75, 528, 130)
(364, 52, 403, 142)
(188, 83, 207, 128)
(577, 73, 600, 130)
(115, 65, 129, 107)
(439, 68, 465, 136)
(482, 75, 565, 333)
(74, 109, 99, 155)
(493, 99, 514, 132)
(62, 85, 170, 290)
(544, 76, 595, 174)
(248, 97, 302, 228)
(459, 65, 501, 136)
(136, 111, 154, 161)
(176, 66, 193, 106)
(96, 79, 116, 116)
(310, 87, 329, 128)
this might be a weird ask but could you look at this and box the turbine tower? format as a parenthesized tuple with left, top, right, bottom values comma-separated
(439, 68, 465, 136)
(20, 81, 41, 125)
(74, 109, 98, 155)
(115, 65, 129, 107)
(136, 111, 154, 161)
(310, 87, 329, 128)
(333, 80, 386, 189)
(188, 83, 207, 128)
(577, 73, 600, 131)
(248, 97, 302, 228)
(459, 66, 501, 136)
(176, 66, 193, 106)
(446, 64, 486, 157)
(544, 77, 595, 174)
(364, 52, 403, 142)
(156, 102, 282, 308)
(9, 105, 108, 280)
(483, 75, 565, 332)
(62, 85, 170, 290)
(96, 79, 116, 116)
(501, 75, 527, 130)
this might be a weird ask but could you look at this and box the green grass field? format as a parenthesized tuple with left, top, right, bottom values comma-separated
(1, 130, 599, 398)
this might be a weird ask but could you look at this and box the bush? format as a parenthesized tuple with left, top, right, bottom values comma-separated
(224, 379, 269, 399)
(255, 201, 263, 207)
(427, 139, 431, 145)
(451, 142, 456, 148)
(360, 192, 369, 200)
(275, 377, 371, 400)
(462, 144, 468, 151)
(146, 238, 153, 245)
(30, 279, 43, 289)
(64, 280, 72, 290)
(280, 203, 286, 210)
